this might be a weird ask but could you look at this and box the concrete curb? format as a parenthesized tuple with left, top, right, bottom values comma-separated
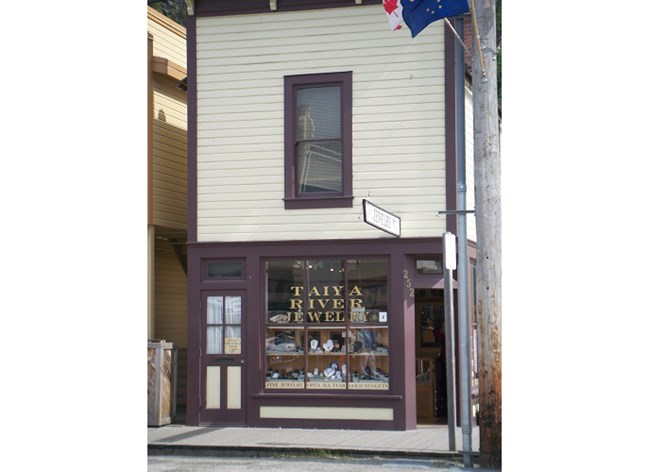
(148, 443, 479, 462)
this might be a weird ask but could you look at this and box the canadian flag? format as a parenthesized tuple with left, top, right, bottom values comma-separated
(383, 0, 403, 31)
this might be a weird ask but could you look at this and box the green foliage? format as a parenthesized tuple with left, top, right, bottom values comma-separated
(148, 0, 187, 26)
(496, 0, 501, 109)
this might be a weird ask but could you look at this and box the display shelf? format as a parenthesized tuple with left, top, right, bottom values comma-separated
(350, 354, 388, 357)
(264, 325, 390, 391)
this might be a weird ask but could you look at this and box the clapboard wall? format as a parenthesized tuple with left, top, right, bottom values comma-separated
(195, 5, 453, 242)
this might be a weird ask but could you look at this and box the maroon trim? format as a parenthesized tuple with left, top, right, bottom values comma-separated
(185, 14, 201, 427)
(284, 72, 353, 210)
(187, 15, 197, 244)
(444, 22, 458, 235)
(195, 0, 383, 17)
(188, 237, 443, 256)
(283, 196, 354, 209)
(187, 237, 445, 430)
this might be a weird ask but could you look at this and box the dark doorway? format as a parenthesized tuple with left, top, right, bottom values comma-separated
(414, 289, 447, 424)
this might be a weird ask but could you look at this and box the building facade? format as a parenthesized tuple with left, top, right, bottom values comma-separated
(148, 6, 189, 411)
(184, 0, 477, 431)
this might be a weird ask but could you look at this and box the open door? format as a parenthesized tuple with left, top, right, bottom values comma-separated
(414, 289, 447, 424)
(199, 291, 246, 425)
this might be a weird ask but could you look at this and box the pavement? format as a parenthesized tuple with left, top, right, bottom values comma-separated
(148, 414, 483, 464)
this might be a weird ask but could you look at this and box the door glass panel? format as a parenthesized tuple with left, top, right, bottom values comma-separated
(225, 326, 241, 340)
(207, 297, 223, 324)
(207, 295, 242, 355)
(225, 296, 242, 324)
(206, 326, 223, 354)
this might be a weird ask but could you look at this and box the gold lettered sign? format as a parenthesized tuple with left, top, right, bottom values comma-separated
(348, 382, 389, 390)
(265, 381, 305, 389)
(306, 381, 346, 390)
(224, 337, 241, 354)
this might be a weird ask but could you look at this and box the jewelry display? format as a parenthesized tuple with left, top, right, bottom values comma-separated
(264, 327, 389, 390)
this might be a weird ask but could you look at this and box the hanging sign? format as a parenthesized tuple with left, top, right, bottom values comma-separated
(363, 199, 401, 237)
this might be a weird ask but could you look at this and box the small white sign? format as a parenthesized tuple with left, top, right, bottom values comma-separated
(379, 311, 388, 322)
(443, 232, 457, 270)
(363, 199, 401, 237)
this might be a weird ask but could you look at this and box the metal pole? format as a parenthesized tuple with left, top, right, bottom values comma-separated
(455, 15, 473, 468)
(443, 256, 457, 451)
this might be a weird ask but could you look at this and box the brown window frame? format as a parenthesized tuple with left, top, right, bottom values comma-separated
(283, 72, 353, 209)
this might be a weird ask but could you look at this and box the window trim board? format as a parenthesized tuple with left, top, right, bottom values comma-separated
(284, 71, 353, 210)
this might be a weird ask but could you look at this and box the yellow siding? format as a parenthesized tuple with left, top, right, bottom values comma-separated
(153, 77, 187, 230)
(196, 5, 448, 242)
(147, 7, 187, 68)
(154, 238, 187, 349)
(148, 6, 187, 231)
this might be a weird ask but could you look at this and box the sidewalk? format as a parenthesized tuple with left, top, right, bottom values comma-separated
(148, 422, 481, 461)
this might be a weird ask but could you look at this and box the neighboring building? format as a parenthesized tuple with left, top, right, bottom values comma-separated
(147, 6, 188, 413)
(184, 0, 477, 431)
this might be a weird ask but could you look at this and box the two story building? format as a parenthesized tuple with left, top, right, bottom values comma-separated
(183, 0, 477, 431)
(147, 5, 188, 414)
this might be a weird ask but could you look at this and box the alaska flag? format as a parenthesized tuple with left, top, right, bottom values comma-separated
(402, 0, 470, 38)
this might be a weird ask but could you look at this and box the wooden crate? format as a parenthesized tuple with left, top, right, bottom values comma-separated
(148, 340, 177, 426)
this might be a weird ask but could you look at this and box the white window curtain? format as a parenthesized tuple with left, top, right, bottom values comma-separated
(207, 296, 223, 324)
(225, 296, 242, 324)
(226, 326, 241, 341)
(206, 327, 223, 354)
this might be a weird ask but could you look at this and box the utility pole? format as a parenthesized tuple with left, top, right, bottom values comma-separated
(471, 0, 501, 468)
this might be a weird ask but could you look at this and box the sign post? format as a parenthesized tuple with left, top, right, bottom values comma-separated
(443, 231, 457, 451)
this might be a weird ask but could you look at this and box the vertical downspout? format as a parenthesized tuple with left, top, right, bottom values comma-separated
(148, 33, 155, 340)
(455, 16, 473, 468)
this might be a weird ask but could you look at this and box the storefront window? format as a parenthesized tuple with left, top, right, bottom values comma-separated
(264, 258, 389, 391)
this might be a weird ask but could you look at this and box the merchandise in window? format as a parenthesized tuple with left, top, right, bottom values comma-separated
(264, 258, 389, 391)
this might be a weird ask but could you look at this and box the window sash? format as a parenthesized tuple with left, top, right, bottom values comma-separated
(284, 72, 353, 209)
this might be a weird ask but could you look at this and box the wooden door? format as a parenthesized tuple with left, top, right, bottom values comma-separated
(199, 291, 246, 425)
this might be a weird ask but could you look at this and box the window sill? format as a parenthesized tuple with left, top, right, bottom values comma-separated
(253, 392, 402, 401)
(284, 196, 354, 210)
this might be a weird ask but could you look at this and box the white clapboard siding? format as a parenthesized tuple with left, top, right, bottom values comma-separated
(196, 5, 449, 242)
(153, 77, 187, 230)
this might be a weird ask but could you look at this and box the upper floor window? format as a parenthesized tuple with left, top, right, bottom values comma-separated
(284, 72, 353, 209)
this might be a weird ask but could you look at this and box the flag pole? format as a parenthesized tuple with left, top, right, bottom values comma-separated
(444, 18, 471, 59)
(468, 0, 487, 79)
